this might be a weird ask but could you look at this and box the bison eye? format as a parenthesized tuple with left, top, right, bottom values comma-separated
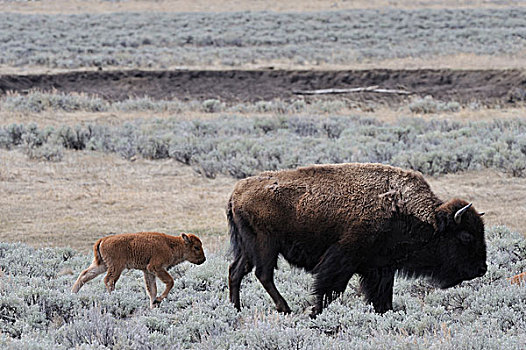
(194, 246, 200, 251)
(459, 231, 473, 244)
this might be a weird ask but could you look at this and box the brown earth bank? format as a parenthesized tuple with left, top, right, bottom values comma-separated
(1, 69, 526, 106)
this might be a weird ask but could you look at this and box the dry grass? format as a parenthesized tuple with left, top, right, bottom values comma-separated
(3, 0, 525, 14)
(1, 148, 524, 254)
(1, 104, 525, 128)
(2, 52, 526, 75)
(0, 149, 234, 253)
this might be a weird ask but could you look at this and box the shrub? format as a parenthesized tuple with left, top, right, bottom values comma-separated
(2, 116, 526, 179)
(201, 99, 223, 113)
(1, 92, 108, 113)
(1, 9, 526, 69)
(0, 226, 524, 348)
(409, 96, 461, 114)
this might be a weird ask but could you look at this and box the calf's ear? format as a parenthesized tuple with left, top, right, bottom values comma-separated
(181, 233, 191, 244)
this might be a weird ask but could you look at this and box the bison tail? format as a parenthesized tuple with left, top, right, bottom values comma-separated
(227, 197, 254, 263)
(93, 238, 104, 266)
(227, 198, 242, 259)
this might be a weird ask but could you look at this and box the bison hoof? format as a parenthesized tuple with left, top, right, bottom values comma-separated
(309, 306, 322, 319)
(277, 306, 291, 314)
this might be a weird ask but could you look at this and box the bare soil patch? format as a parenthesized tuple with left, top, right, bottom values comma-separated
(1, 69, 526, 107)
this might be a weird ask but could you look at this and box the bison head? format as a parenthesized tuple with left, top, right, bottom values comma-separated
(433, 199, 487, 289)
(182, 233, 207, 265)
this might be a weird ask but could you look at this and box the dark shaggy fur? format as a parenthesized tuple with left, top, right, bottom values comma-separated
(227, 163, 487, 316)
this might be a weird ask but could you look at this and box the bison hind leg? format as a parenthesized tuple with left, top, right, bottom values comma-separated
(228, 254, 254, 311)
(311, 245, 356, 317)
(359, 267, 395, 313)
(71, 261, 107, 293)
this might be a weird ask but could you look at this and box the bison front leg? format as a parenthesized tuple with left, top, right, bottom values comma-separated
(359, 267, 395, 313)
(311, 245, 356, 318)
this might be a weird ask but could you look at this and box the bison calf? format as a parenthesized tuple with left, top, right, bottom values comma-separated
(509, 272, 526, 286)
(228, 163, 487, 316)
(72, 232, 206, 308)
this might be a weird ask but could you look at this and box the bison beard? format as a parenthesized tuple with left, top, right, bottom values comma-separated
(227, 163, 487, 317)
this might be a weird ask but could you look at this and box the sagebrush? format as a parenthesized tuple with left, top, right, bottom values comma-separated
(0, 226, 524, 349)
(1, 8, 525, 70)
(1, 114, 526, 177)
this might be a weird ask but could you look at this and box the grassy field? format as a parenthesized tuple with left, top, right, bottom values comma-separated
(1, 1, 526, 348)
(1, 94, 525, 253)
(3, 0, 526, 14)
(1, 8, 526, 73)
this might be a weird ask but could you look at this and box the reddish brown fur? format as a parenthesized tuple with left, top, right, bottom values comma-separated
(72, 232, 206, 308)
(509, 272, 526, 286)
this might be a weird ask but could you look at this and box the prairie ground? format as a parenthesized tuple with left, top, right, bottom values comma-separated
(2, 104, 526, 127)
(1, 146, 524, 253)
(3, 0, 526, 14)
(1, 2, 526, 349)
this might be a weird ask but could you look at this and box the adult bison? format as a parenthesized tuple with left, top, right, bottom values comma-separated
(227, 163, 487, 316)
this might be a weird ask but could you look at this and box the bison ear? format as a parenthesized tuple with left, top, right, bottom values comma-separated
(181, 233, 191, 245)
(436, 200, 474, 233)
(435, 207, 452, 233)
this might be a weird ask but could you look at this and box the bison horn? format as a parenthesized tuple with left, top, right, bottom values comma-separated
(454, 203, 472, 224)
(478, 212, 485, 216)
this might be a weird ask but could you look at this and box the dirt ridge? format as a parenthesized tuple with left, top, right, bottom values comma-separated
(1, 69, 525, 106)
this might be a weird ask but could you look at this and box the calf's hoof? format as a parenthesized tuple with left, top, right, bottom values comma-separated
(150, 298, 162, 308)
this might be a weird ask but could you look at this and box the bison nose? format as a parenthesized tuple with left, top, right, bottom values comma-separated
(478, 264, 487, 277)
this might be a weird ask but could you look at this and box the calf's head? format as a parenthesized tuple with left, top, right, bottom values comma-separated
(182, 233, 206, 265)
(433, 199, 487, 289)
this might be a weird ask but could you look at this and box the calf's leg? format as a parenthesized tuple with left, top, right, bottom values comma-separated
(148, 266, 174, 305)
(143, 271, 158, 308)
(104, 265, 124, 293)
(71, 261, 107, 293)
